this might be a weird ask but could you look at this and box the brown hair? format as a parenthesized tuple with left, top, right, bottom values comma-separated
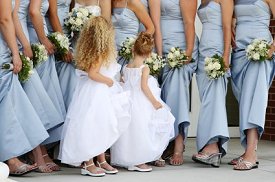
(133, 32, 154, 57)
(75, 16, 116, 71)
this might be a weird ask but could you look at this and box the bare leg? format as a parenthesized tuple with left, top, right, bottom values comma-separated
(41, 146, 60, 171)
(169, 134, 184, 165)
(32, 146, 52, 173)
(234, 128, 258, 170)
(7, 158, 35, 175)
(84, 158, 104, 174)
(97, 153, 118, 172)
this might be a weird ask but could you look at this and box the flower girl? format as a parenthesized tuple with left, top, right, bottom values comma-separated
(111, 32, 175, 172)
(59, 16, 131, 177)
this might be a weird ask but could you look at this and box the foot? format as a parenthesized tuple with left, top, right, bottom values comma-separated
(35, 164, 53, 173)
(152, 158, 166, 167)
(8, 159, 37, 176)
(42, 154, 61, 171)
(169, 152, 184, 166)
(233, 160, 258, 171)
(192, 152, 222, 167)
(81, 162, 105, 177)
(96, 161, 118, 174)
(128, 164, 152, 172)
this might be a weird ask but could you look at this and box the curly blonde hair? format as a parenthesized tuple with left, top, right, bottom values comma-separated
(75, 16, 116, 71)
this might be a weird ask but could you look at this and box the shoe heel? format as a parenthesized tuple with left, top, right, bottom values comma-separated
(211, 154, 222, 168)
(81, 169, 88, 175)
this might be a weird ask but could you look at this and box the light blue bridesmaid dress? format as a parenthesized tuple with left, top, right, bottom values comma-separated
(46, 0, 77, 111)
(27, 0, 66, 144)
(160, 0, 199, 139)
(18, 0, 64, 131)
(196, 0, 229, 155)
(138, 0, 148, 32)
(232, 0, 275, 147)
(0, 0, 49, 162)
(112, 1, 140, 66)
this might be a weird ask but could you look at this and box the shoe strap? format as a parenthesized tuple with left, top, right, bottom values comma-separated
(97, 161, 107, 167)
(84, 163, 95, 169)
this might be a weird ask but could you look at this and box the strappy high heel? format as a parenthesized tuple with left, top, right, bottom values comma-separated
(96, 161, 118, 174)
(192, 152, 222, 167)
(81, 163, 105, 177)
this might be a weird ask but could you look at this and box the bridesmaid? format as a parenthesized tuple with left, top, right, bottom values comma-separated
(139, 0, 163, 56)
(12, 0, 64, 172)
(231, 0, 275, 170)
(192, 0, 232, 167)
(112, 0, 154, 66)
(46, 0, 77, 111)
(27, 0, 66, 170)
(156, 0, 199, 165)
(74, 0, 111, 22)
(0, 0, 49, 175)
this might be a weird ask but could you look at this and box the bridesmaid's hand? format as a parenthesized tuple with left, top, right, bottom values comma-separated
(12, 54, 22, 74)
(153, 101, 163, 110)
(41, 38, 55, 55)
(268, 44, 275, 59)
(106, 79, 114, 87)
(63, 51, 73, 63)
(23, 45, 33, 59)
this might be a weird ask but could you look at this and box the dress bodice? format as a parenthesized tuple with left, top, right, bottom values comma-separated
(112, 5, 139, 50)
(198, 1, 222, 29)
(198, 1, 223, 56)
(234, 0, 272, 50)
(74, 2, 101, 15)
(123, 66, 144, 90)
(161, 0, 182, 21)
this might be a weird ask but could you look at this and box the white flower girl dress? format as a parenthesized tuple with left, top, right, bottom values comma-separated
(111, 65, 175, 167)
(59, 62, 131, 166)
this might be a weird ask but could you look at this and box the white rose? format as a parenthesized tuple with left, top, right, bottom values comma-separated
(258, 43, 266, 50)
(171, 47, 176, 52)
(168, 53, 174, 59)
(253, 53, 260, 60)
(174, 50, 180, 57)
(247, 45, 254, 51)
(153, 65, 158, 71)
(146, 57, 153, 63)
(170, 61, 177, 68)
(214, 62, 221, 70)
(211, 72, 217, 78)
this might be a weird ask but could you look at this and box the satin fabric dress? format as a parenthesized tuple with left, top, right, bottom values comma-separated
(196, 0, 229, 156)
(27, 0, 66, 144)
(0, 0, 48, 162)
(231, 0, 275, 147)
(160, 0, 199, 139)
(46, 0, 77, 111)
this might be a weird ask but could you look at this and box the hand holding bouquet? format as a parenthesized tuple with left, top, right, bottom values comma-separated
(48, 32, 70, 59)
(2, 53, 34, 83)
(204, 54, 226, 80)
(145, 53, 166, 77)
(167, 47, 192, 68)
(246, 39, 271, 61)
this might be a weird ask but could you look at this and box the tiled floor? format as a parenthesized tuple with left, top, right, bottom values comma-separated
(10, 138, 275, 182)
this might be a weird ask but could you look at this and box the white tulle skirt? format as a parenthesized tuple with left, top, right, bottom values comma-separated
(111, 77, 175, 167)
(59, 70, 131, 166)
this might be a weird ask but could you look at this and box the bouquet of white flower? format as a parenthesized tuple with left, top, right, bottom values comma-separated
(1, 53, 34, 83)
(64, 7, 93, 38)
(204, 54, 226, 80)
(31, 43, 48, 68)
(246, 39, 271, 61)
(145, 53, 166, 77)
(167, 47, 191, 68)
(48, 32, 70, 59)
(118, 37, 136, 61)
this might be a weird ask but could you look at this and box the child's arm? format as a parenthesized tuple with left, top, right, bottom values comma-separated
(141, 66, 162, 110)
(88, 57, 114, 87)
